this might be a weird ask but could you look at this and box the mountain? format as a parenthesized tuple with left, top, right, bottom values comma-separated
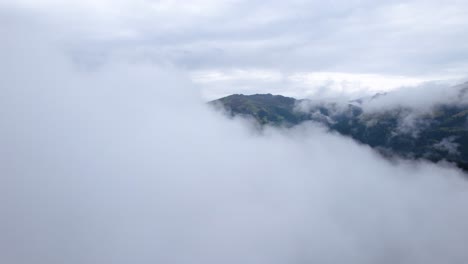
(211, 93, 468, 171)
(211, 94, 308, 126)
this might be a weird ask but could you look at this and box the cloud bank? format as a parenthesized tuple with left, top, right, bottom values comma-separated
(2, 7, 468, 264)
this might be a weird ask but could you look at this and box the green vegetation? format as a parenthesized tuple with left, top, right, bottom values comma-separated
(212, 94, 468, 171)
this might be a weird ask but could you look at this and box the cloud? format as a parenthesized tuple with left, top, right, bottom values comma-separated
(3, 0, 468, 99)
(192, 70, 435, 100)
(434, 136, 460, 156)
(190, 69, 285, 99)
(361, 81, 468, 113)
(3, 7, 468, 264)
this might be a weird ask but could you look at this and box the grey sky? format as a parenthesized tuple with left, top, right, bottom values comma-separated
(3, 0, 468, 98)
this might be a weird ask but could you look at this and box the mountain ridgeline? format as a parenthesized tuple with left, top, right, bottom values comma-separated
(211, 93, 468, 171)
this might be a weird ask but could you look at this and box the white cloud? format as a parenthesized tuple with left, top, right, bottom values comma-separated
(191, 69, 283, 83)
(192, 69, 441, 100)
(288, 72, 428, 95)
(3, 9, 468, 264)
(361, 80, 468, 113)
(3, 0, 468, 86)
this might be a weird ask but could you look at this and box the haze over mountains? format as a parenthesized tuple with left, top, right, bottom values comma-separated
(212, 83, 468, 171)
(4, 1, 468, 264)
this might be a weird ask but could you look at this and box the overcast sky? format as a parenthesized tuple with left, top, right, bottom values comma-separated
(3, 0, 468, 98)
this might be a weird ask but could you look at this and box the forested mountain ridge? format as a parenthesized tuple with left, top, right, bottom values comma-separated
(211, 93, 468, 171)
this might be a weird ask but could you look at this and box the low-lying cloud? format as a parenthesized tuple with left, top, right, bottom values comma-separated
(360, 81, 468, 112)
(3, 4, 468, 264)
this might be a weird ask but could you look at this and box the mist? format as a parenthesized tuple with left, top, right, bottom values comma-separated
(360, 81, 468, 112)
(3, 3, 468, 264)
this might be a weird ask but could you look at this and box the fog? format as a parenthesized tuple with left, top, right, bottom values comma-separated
(3, 5, 468, 264)
(295, 79, 468, 141)
(360, 81, 468, 113)
(296, 79, 468, 113)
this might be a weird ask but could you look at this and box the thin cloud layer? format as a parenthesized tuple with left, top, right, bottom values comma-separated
(2, 7, 468, 264)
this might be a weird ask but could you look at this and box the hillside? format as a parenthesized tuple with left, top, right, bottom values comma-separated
(211, 93, 468, 171)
